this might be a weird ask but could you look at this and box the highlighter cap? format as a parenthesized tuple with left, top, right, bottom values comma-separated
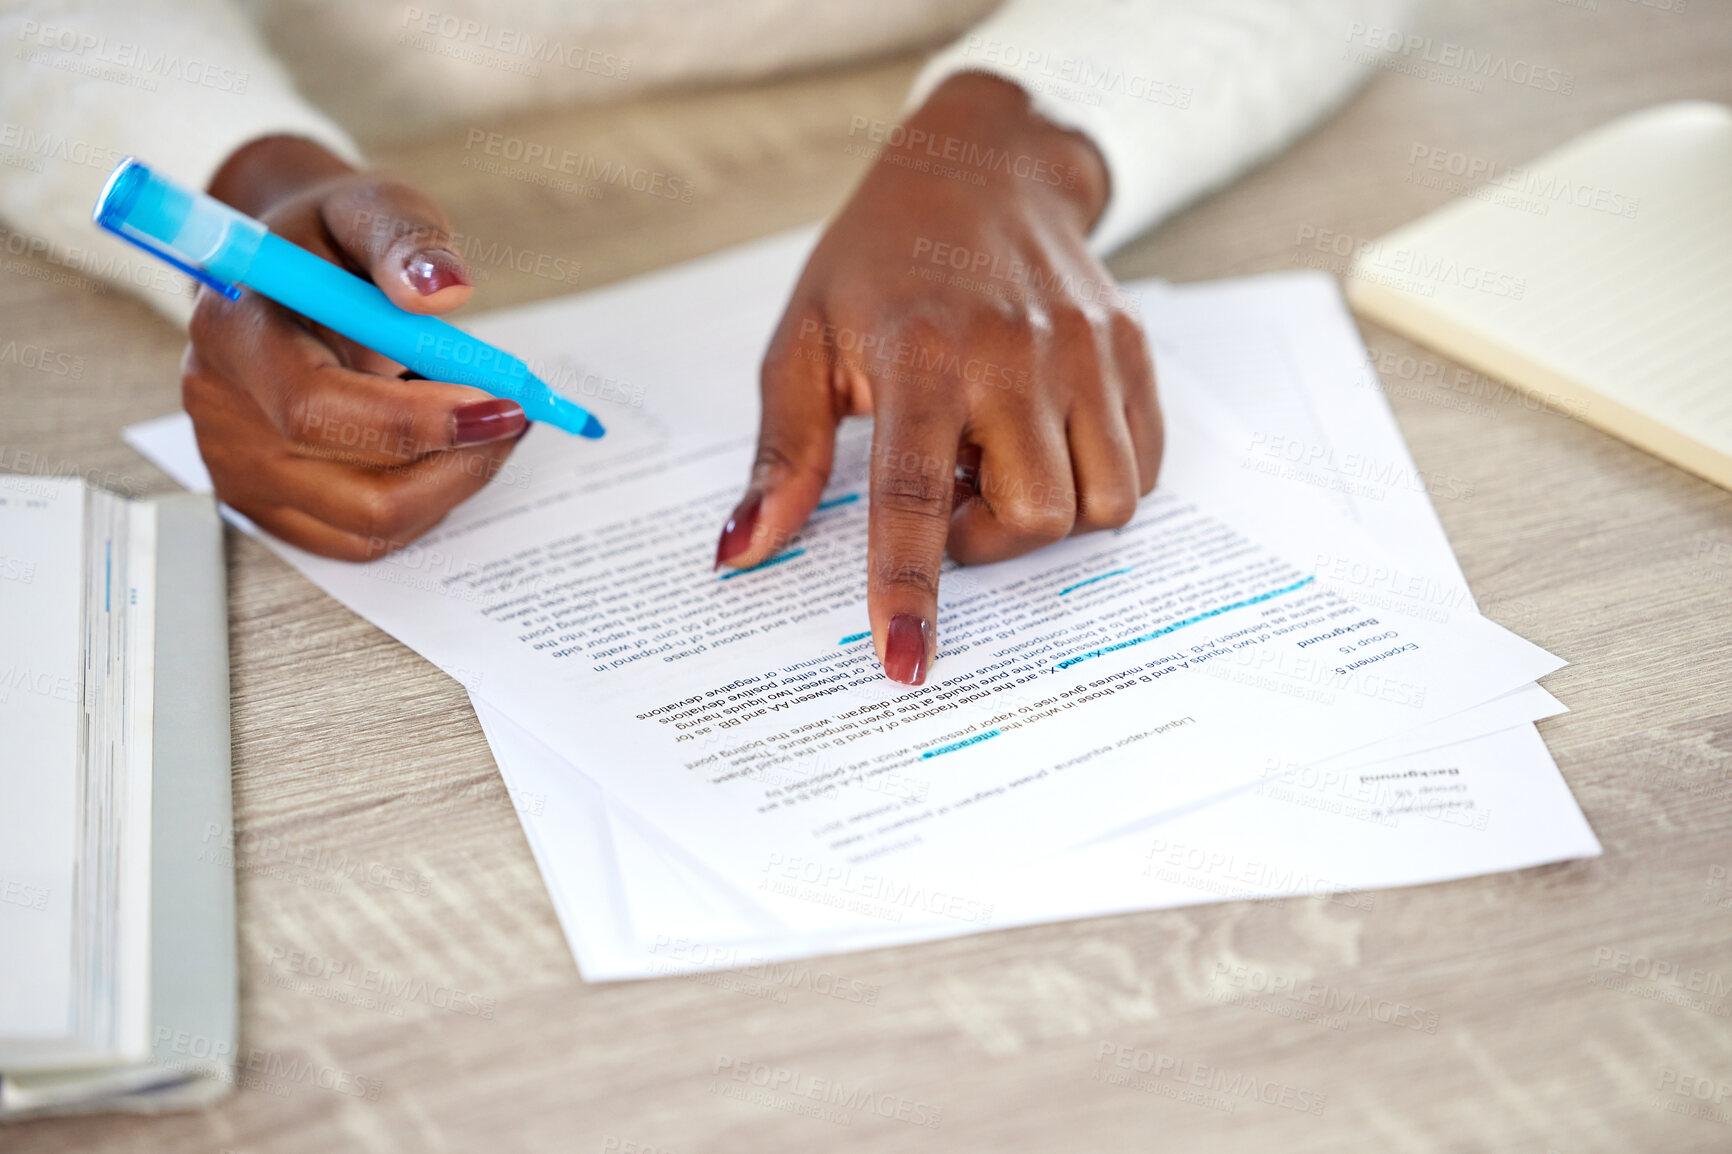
(92, 157, 265, 300)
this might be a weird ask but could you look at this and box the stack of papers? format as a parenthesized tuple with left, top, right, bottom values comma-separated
(126, 230, 1600, 981)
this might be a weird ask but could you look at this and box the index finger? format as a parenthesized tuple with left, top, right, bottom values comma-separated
(867, 393, 964, 685)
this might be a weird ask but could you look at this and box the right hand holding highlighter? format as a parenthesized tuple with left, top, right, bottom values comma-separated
(181, 135, 528, 560)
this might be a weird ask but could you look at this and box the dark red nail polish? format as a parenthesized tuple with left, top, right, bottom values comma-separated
(714, 493, 761, 569)
(453, 399, 526, 445)
(884, 613, 930, 686)
(405, 249, 472, 296)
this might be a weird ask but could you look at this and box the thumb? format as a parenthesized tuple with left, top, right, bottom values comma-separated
(321, 179, 474, 316)
(716, 325, 839, 570)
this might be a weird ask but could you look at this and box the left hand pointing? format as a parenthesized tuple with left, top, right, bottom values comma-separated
(714, 74, 1163, 685)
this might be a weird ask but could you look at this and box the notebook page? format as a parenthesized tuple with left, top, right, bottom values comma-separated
(1348, 102, 1732, 483)
(0, 478, 84, 1059)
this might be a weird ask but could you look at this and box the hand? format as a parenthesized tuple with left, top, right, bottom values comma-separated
(182, 135, 526, 561)
(714, 75, 1162, 685)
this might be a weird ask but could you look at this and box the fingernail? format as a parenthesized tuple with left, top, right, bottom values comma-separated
(884, 613, 931, 686)
(714, 493, 760, 570)
(405, 248, 472, 296)
(453, 398, 526, 444)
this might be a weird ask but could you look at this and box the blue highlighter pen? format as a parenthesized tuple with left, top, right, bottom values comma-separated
(92, 156, 603, 438)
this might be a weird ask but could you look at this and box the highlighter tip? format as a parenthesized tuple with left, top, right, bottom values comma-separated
(535, 389, 605, 438)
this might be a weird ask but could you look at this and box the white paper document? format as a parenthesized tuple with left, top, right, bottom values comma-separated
(477, 702, 1595, 980)
(124, 231, 1600, 980)
(466, 266, 1598, 979)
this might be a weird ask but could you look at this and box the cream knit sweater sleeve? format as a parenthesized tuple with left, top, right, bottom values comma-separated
(0, 0, 359, 323)
(909, 0, 1414, 255)
(0, 0, 1412, 321)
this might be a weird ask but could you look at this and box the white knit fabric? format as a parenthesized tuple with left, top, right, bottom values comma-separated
(0, 1, 363, 323)
(0, 0, 1410, 323)
(908, 0, 1412, 254)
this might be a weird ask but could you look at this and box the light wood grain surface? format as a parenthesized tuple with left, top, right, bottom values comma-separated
(4, 1, 1731, 1150)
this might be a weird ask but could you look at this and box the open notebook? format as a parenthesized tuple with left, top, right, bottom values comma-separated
(1346, 102, 1732, 491)
(0, 483, 235, 1116)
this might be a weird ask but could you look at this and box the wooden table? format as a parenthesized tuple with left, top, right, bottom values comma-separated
(5, 1, 1730, 1149)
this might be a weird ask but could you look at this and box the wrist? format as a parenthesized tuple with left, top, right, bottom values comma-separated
(896, 72, 1110, 233)
(207, 134, 356, 217)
